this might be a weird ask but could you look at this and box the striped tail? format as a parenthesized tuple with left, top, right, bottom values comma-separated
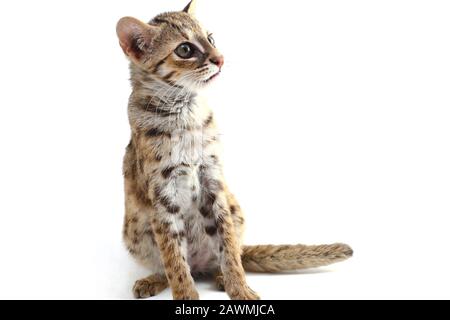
(241, 243, 353, 273)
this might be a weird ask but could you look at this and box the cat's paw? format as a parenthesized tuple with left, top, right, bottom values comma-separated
(133, 275, 168, 299)
(215, 274, 225, 291)
(172, 287, 200, 300)
(226, 284, 260, 300)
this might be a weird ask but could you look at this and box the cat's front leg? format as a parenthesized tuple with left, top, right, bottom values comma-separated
(150, 183, 199, 300)
(219, 210, 260, 300)
(200, 178, 260, 300)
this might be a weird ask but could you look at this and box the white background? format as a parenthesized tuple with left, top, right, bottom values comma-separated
(0, 0, 449, 299)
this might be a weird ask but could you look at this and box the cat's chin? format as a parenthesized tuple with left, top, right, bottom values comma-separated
(203, 71, 221, 84)
(193, 71, 220, 89)
(182, 72, 221, 92)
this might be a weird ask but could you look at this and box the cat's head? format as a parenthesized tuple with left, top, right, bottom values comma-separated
(116, 0, 223, 91)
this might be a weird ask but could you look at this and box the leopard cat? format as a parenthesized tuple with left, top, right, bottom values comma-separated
(116, 0, 353, 300)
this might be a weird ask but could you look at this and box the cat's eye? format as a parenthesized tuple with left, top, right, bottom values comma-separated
(207, 34, 215, 46)
(175, 43, 196, 59)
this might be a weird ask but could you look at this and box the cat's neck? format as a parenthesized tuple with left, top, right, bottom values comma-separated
(127, 67, 210, 132)
(131, 66, 197, 109)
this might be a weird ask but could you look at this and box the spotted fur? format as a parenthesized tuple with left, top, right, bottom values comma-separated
(117, 1, 352, 300)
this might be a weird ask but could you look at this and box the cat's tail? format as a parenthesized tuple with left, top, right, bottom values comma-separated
(241, 243, 353, 273)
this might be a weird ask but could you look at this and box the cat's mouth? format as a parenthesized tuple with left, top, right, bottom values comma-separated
(203, 71, 221, 84)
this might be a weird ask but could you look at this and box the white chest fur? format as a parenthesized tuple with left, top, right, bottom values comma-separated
(169, 128, 205, 166)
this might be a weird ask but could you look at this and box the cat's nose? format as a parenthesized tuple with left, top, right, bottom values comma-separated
(209, 55, 224, 68)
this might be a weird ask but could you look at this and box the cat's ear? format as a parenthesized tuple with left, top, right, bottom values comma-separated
(116, 17, 159, 61)
(183, 0, 197, 15)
